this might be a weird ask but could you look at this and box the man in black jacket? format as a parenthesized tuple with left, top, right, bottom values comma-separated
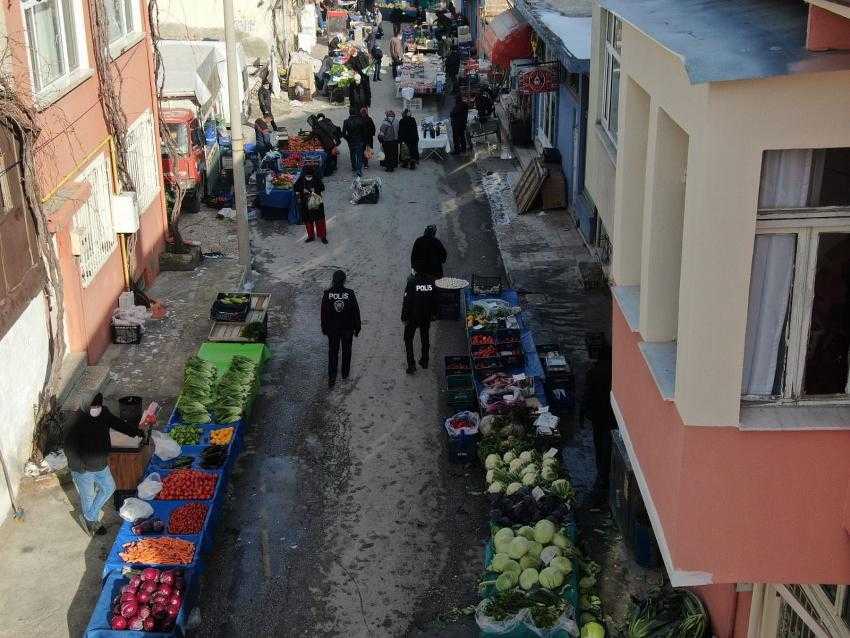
(342, 111, 368, 176)
(581, 345, 616, 502)
(410, 225, 448, 279)
(63, 393, 142, 535)
(257, 80, 276, 128)
(402, 272, 437, 373)
(321, 270, 362, 388)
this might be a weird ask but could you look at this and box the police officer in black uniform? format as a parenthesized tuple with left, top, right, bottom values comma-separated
(321, 270, 362, 388)
(401, 272, 437, 374)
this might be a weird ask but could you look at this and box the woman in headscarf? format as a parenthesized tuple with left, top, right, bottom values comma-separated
(377, 110, 399, 172)
(397, 108, 419, 170)
(361, 107, 376, 169)
(294, 166, 328, 243)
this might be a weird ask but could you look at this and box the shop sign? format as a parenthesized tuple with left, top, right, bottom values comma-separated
(517, 63, 559, 94)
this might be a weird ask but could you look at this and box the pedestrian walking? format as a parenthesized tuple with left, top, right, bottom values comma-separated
(398, 108, 419, 170)
(370, 40, 384, 81)
(257, 80, 277, 128)
(321, 270, 362, 388)
(378, 110, 399, 172)
(63, 393, 142, 536)
(581, 345, 616, 502)
(450, 96, 469, 154)
(390, 26, 404, 79)
(361, 107, 376, 168)
(373, 6, 384, 37)
(294, 166, 328, 243)
(401, 272, 437, 373)
(347, 72, 372, 112)
(342, 110, 368, 177)
(410, 224, 447, 278)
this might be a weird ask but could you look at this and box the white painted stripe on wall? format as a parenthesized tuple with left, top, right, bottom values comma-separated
(610, 391, 714, 587)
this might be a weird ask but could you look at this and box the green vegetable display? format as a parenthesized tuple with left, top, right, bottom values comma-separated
(175, 356, 218, 424)
(209, 355, 258, 423)
(169, 424, 202, 445)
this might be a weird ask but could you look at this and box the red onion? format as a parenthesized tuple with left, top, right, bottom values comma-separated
(143, 617, 156, 631)
(129, 616, 145, 630)
(141, 567, 160, 582)
(120, 601, 139, 619)
(152, 603, 169, 620)
(136, 591, 150, 604)
(142, 581, 158, 594)
(110, 615, 128, 630)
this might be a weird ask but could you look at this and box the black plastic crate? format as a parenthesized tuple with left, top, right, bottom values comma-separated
(445, 387, 477, 409)
(445, 355, 472, 374)
(471, 274, 503, 296)
(210, 292, 250, 322)
(111, 323, 142, 345)
(445, 429, 478, 464)
(472, 356, 504, 378)
(436, 303, 460, 321)
(446, 373, 473, 389)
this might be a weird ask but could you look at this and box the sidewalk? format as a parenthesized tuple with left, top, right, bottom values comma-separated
(472, 149, 662, 627)
(0, 208, 244, 638)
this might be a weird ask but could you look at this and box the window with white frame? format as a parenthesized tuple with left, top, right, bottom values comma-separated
(73, 154, 116, 286)
(741, 148, 850, 402)
(23, 0, 86, 94)
(104, 0, 139, 45)
(759, 584, 849, 637)
(600, 10, 622, 145)
(126, 111, 160, 211)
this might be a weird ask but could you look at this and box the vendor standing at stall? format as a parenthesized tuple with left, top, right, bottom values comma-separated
(398, 108, 420, 170)
(63, 393, 143, 536)
(378, 110, 400, 171)
(321, 270, 362, 388)
(450, 96, 469, 154)
(294, 166, 328, 244)
(390, 25, 404, 79)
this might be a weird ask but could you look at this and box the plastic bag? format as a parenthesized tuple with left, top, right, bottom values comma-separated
(524, 605, 579, 637)
(475, 600, 529, 636)
(444, 410, 480, 437)
(119, 497, 154, 522)
(151, 430, 181, 461)
(137, 472, 163, 500)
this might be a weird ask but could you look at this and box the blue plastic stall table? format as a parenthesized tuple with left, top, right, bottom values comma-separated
(84, 568, 196, 637)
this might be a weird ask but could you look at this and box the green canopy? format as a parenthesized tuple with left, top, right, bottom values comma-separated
(197, 342, 270, 374)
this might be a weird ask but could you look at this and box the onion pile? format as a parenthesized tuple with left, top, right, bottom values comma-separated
(109, 568, 185, 632)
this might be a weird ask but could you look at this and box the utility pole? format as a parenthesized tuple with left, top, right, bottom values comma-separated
(223, 0, 251, 275)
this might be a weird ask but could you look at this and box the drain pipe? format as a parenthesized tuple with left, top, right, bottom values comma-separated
(0, 443, 23, 520)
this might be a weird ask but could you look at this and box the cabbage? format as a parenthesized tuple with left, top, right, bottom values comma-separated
(495, 571, 518, 592)
(488, 481, 505, 494)
(505, 482, 524, 496)
(538, 566, 565, 589)
(509, 458, 525, 473)
(533, 519, 556, 544)
(550, 479, 573, 500)
(552, 532, 571, 549)
(521, 471, 539, 487)
(519, 554, 539, 570)
(521, 463, 538, 476)
(502, 451, 516, 463)
(518, 450, 534, 464)
(502, 559, 521, 575)
(493, 527, 514, 553)
(580, 576, 597, 590)
(540, 545, 561, 565)
(508, 536, 530, 559)
(580, 621, 605, 638)
(517, 526, 535, 541)
(485, 454, 502, 470)
(542, 457, 558, 468)
(541, 466, 559, 482)
(551, 556, 573, 575)
(519, 567, 539, 590)
(485, 469, 495, 484)
(526, 541, 543, 560)
(488, 553, 511, 573)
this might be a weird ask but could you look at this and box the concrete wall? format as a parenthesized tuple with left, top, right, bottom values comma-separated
(0, 293, 49, 525)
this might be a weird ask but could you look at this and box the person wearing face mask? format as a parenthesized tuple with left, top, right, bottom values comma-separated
(63, 393, 143, 536)
(378, 110, 399, 172)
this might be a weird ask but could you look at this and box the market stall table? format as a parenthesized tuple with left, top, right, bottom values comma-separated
(419, 123, 450, 160)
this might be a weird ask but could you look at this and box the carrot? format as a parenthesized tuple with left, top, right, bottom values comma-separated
(119, 537, 195, 565)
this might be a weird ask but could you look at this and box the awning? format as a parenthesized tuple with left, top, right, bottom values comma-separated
(511, 0, 592, 73)
(481, 9, 533, 70)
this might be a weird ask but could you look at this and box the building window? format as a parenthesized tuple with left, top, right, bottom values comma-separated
(23, 0, 85, 94)
(763, 584, 850, 637)
(104, 0, 138, 45)
(126, 111, 160, 211)
(73, 154, 116, 286)
(600, 10, 622, 145)
(742, 148, 850, 401)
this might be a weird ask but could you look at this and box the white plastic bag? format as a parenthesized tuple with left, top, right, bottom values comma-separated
(137, 472, 163, 500)
(119, 497, 154, 522)
(475, 600, 528, 636)
(151, 430, 181, 461)
(444, 410, 480, 437)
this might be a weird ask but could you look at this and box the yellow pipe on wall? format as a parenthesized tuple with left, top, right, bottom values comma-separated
(39, 135, 121, 203)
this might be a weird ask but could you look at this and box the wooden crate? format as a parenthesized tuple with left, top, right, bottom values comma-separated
(513, 158, 546, 213)
(208, 293, 271, 342)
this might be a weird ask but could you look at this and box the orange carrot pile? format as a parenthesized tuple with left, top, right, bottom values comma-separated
(119, 537, 195, 565)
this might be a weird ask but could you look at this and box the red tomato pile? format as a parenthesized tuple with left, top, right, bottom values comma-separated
(158, 469, 217, 500)
(287, 136, 323, 152)
(281, 154, 303, 168)
(167, 503, 209, 534)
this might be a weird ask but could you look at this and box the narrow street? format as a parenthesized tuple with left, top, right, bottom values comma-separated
(194, 49, 496, 636)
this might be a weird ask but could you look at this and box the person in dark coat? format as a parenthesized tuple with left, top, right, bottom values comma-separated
(294, 166, 328, 243)
(410, 224, 447, 278)
(450, 97, 468, 154)
(361, 107, 376, 168)
(397, 108, 420, 169)
(63, 393, 142, 536)
(342, 111, 368, 176)
(370, 40, 383, 81)
(401, 272, 437, 373)
(347, 72, 372, 113)
(378, 110, 399, 171)
(444, 49, 461, 93)
(476, 87, 494, 124)
(581, 345, 616, 501)
(258, 80, 276, 128)
(321, 270, 362, 388)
